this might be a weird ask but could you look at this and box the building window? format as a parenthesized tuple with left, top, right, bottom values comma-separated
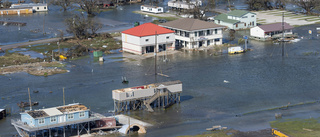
(252, 15, 254, 17)
(218, 20, 220, 24)
(37, 7, 39, 10)
(244, 23, 246, 26)
(145, 39, 149, 42)
(67, 114, 74, 119)
(141, 7, 144, 9)
(214, 38, 220, 42)
(44, 7, 46, 9)
(207, 40, 210, 46)
(195, 32, 197, 37)
(39, 118, 45, 124)
(50, 116, 57, 123)
(158, 9, 161, 11)
(166, 36, 170, 39)
(215, 29, 217, 34)
(242, 16, 247, 18)
(185, 32, 189, 37)
(199, 31, 204, 36)
(79, 112, 85, 117)
(207, 30, 210, 35)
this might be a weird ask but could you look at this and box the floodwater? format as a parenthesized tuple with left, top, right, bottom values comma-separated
(1, 0, 320, 136)
(1, 24, 320, 136)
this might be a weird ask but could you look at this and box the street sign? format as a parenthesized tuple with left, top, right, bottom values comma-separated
(243, 36, 248, 40)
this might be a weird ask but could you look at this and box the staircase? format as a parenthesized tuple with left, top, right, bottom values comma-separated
(144, 92, 161, 112)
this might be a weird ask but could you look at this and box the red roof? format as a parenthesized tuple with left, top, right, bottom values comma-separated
(122, 23, 174, 37)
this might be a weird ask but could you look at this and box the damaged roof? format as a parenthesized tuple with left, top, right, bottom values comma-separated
(25, 103, 88, 119)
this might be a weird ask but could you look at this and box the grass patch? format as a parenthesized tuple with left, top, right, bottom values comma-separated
(242, 100, 319, 116)
(303, 51, 319, 56)
(270, 118, 320, 137)
(127, 58, 137, 61)
(109, 57, 125, 59)
(21, 42, 74, 53)
(69, 55, 90, 61)
(178, 130, 232, 137)
(40, 62, 66, 68)
(0, 53, 39, 67)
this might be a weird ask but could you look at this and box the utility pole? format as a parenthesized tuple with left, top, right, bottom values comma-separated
(154, 31, 157, 76)
(28, 88, 32, 111)
(282, 12, 284, 57)
(63, 87, 65, 105)
(43, 14, 45, 35)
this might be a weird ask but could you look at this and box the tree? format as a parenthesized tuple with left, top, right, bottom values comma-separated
(2, 0, 12, 8)
(184, 0, 210, 20)
(246, 0, 273, 11)
(228, 29, 236, 42)
(76, 0, 100, 16)
(274, 0, 286, 9)
(65, 14, 102, 39)
(31, 0, 41, 3)
(294, 0, 319, 15)
(51, 0, 71, 11)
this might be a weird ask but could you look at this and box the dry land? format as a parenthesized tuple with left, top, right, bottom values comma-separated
(254, 10, 320, 26)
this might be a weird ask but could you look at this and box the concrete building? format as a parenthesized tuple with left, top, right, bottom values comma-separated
(214, 10, 256, 30)
(121, 23, 175, 55)
(159, 18, 224, 49)
(250, 22, 294, 41)
(140, 5, 164, 14)
(10, 3, 48, 12)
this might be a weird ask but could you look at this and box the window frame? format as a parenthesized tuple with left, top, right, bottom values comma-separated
(39, 118, 45, 124)
(79, 112, 85, 117)
(67, 114, 74, 119)
(50, 116, 57, 123)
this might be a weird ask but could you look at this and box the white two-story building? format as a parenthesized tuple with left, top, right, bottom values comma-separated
(214, 10, 256, 30)
(122, 23, 175, 55)
(159, 18, 225, 49)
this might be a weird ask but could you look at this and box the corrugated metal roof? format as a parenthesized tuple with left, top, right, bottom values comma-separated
(227, 10, 254, 17)
(258, 22, 294, 32)
(43, 108, 63, 116)
(122, 23, 174, 37)
(160, 18, 224, 31)
(214, 14, 240, 24)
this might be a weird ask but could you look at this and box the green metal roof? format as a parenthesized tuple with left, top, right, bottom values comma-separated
(228, 10, 255, 17)
(214, 14, 239, 24)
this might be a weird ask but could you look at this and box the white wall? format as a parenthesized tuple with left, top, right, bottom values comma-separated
(250, 26, 265, 38)
(122, 33, 174, 54)
(239, 13, 256, 28)
(122, 33, 143, 54)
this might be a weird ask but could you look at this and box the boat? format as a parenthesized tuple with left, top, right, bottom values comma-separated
(17, 101, 39, 108)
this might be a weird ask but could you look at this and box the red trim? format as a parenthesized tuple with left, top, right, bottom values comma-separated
(122, 47, 142, 54)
